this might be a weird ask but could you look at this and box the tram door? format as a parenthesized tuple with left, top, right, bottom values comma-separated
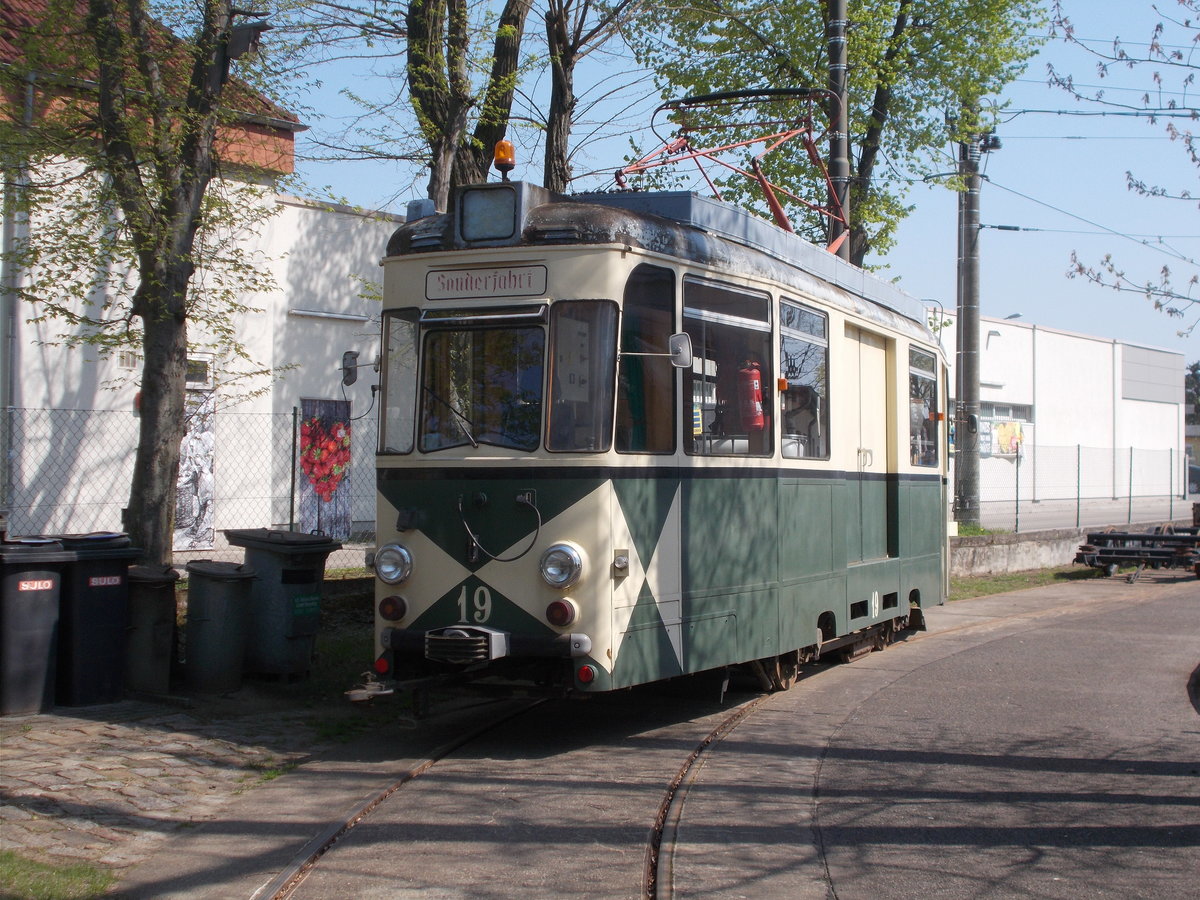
(846, 325, 893, 562)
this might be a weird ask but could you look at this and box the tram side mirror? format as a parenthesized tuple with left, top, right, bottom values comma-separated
(342, 350, 359, 386)
(668, 333, 693, 369)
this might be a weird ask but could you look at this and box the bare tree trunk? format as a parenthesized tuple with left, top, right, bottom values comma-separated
(122, 293, 188, 564)
(452, 0, 532, 189)
(543, 3, 576, 192)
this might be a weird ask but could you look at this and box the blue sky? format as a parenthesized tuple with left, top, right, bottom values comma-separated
(295, 1, 1197, 362)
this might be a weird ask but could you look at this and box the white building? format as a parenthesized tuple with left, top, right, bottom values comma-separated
(936, 311, 1187, 524)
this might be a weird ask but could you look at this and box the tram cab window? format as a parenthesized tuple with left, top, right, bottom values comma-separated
(617, 265, 676, 454)
(547, 300, 618, 452)
(380, 309, 419, 453)
(909, 347, 939, 466)
(682, 278, 773, 457)
(419, 324, 544, 452)
(779, 300, 829, 459)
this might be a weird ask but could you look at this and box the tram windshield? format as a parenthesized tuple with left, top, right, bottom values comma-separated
(385, 300, 618, 454)
(420, 326, 545, 451)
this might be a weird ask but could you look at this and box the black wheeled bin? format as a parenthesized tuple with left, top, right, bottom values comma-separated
(1, 540, 72, 715)
(223, 529, 341, 677)
(184, 560, 254, 693)
(55, 532, 141, 706)
(125, 565, 180, 695)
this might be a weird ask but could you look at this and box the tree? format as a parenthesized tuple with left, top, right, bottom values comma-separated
(542, 0, 643, 191)
(1048, 0, 1199, 334)
(286, 0, 649, 203)
(1, 0, 291, 564)
(624, 0, 1045, 266)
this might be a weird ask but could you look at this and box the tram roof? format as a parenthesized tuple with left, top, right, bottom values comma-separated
(390, 181, 935, 342)
(575, 190, 928, 329)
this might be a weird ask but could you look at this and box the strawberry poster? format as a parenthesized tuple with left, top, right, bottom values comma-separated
(298, 398, 352, 539)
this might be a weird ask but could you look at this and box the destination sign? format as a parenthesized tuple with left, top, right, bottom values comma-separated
(426, 265, 547, 300)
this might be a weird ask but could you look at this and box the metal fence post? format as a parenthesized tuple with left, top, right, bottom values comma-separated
(1127, 446, 1134, 524)
(1169, 447, 1174, 519)
(289, 406, 298, 531)
(1080, 444, 1089, 528)
(1015, 449, 1021, 533)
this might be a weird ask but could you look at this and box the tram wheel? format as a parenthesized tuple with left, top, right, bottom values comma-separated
(765, 651, 799, 692)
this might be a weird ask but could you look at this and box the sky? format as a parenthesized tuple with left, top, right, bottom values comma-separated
(295, 1, 1198, 363)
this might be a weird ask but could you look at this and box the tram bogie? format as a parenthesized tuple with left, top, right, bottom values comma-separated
(365, 173, 949, 703)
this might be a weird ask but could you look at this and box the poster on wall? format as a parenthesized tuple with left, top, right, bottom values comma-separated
(174, 392, 216, 551)
(298, 398, 352, 539)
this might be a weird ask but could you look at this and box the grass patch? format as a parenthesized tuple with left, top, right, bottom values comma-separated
(955, 523, 1009, 537)
(0, 850, 114, 900)
(951, 564, 1099, 601)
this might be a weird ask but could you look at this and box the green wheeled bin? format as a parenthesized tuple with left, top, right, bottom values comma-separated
(223, 529, 341, 678)
(1, 540, 72, 715)
(184, 560, 254, 693)
(55, 532, 141, 706)
(125, 565, 180, 695)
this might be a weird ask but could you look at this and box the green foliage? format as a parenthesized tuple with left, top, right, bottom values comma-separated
(624, 0, 1046, 261)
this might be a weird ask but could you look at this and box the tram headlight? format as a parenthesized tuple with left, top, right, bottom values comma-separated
(539, 543, 583, 589)
(375, 543, 413, 584)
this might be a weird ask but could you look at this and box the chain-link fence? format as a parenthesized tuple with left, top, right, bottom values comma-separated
(4, 409, 1192, 557)
(1, 407, 376, 569)
(964, 444, 1193, 533)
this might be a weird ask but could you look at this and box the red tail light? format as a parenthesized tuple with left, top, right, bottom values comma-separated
(379, 595, 407, 621)
(577, 664, 596, 684)
(373, 656, 390, 675)
(546, 598, 578, 627)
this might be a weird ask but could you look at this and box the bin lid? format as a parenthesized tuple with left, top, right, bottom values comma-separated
(57, 531, 132, 550)
(129, 564, 181, 584)
(0, 539, 73, 564)
(185, 560, 256, 581)
(223, 528, 342, 552)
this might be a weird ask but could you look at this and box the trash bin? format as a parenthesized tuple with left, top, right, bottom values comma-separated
(1, 540, 72, 715)
(55, 532, 141, 706)
(184, 560, 254, 693)
(223, 529, 342, 677)
(125, 565, 180, 695)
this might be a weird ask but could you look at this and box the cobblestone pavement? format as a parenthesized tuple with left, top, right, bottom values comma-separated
(0, 696, 329, 871)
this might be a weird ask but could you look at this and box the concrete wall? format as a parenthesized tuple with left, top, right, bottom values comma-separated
(950, 515, 1198, 577)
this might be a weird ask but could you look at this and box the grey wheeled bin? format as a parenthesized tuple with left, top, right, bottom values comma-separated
(184, 560, 254, 693)
(223, 529, 341, 677)
(1, 540, 72, 715)
(125, 565, 180, 695)
(55, 532, 141, 706)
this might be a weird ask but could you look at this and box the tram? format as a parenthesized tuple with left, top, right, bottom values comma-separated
(366, 121, 949, 697)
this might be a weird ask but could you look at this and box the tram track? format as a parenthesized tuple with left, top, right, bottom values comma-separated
(256, 579, 1186, 900)
(263, 698, 546, 900)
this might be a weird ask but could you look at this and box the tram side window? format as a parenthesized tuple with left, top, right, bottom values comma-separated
(779, 300, 829, 459)
(682, 278, 773, 457)
(909, 347, 939, 467)
(617, 265, 675, 454)
(547, 300, 618, 452)
(380, 309, 418, 453)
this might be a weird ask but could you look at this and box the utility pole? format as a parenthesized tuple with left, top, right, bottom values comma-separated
(826, 0, 851, 261)
(954, 118, 1000, 528)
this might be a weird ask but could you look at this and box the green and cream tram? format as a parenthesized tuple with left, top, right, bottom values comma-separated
(368, 176, 948, 696)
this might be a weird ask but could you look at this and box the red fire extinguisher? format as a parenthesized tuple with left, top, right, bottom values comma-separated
(738, 361, 765, 431)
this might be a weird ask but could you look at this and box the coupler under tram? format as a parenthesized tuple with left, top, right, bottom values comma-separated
(349, 608, 929, 717)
